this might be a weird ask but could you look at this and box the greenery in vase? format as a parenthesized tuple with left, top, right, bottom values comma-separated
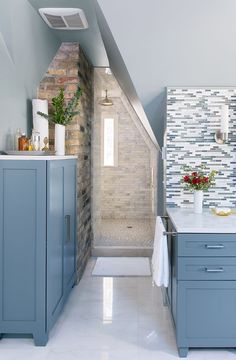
(181, 164, 218, 191)
(37, 87, 82, 126)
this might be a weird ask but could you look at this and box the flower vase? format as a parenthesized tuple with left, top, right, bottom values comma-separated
(55, 124, 65, 156)
(194, 190, 203, 214)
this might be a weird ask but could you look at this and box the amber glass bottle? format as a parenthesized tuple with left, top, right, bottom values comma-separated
(18, 133, 29, 151)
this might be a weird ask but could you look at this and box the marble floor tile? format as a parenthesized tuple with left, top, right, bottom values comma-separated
(0, 258, 236, 360)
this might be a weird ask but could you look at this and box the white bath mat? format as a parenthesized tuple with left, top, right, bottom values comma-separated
(92, 257, 151, 277)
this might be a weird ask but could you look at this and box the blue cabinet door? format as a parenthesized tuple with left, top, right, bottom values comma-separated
(47, 159, 76, 329)
(63, 161, 76, 293)
(47, 160, 64, 329)
(0, 161, 47, 343)
(177, 280, 236, 348)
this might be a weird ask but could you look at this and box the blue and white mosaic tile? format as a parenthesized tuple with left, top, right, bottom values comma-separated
(166, 87, 236, 208)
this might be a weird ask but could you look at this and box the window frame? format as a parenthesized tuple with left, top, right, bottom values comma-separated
(101, 116, 118, 167)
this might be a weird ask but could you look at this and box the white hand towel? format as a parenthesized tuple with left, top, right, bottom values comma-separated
(152, 216, 169, 287)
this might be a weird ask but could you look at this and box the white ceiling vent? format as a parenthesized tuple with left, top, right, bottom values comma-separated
(39, 8, 88, 30)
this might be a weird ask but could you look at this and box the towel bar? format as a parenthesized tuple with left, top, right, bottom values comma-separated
(161, 215, 169, 219)
(163, 231, 177, 236)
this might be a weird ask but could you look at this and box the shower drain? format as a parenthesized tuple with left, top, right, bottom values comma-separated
(127, 226, 133, 229)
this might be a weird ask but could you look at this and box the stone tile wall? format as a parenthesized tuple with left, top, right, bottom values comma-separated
(100, 98, 153, 219)
(38, 43, 93, 281)
(93, 69, 157, 234)
(166, 87, 236, 208)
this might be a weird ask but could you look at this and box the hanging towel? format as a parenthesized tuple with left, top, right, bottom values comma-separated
(152, 216, 169, 287)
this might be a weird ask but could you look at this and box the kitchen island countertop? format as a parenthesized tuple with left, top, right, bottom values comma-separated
(167, 207, 236, 233)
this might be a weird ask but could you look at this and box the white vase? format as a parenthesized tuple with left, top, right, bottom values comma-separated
(55, 124, 65, 156)
(194, 190, 203, 214)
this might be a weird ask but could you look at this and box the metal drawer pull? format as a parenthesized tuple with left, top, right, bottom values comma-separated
(204, 267, 224, 273)
(65, 215, 71, 244)
(163, 231, 177, 236)
(205, 244, 225, 249)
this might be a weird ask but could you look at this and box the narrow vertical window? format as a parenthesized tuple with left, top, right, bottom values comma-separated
(103, 118, 117, 166)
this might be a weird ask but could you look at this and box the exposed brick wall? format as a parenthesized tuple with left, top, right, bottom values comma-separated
(38, 43, 93, 281)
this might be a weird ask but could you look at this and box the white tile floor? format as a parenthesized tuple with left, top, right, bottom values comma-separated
(1, 258, 236, 360)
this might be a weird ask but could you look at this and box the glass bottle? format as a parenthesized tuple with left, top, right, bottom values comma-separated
(31, 130, 40, 151)
(14, 128, 22, 150)
(18, 133, 29, 151)
(28, 139, 33, 151)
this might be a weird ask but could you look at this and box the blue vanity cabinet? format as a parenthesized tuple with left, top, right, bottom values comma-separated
(0, 158, 77, 346)
(167, 220, 236, 358)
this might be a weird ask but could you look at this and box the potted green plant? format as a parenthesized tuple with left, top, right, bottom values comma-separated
(37, 87, 82, 155)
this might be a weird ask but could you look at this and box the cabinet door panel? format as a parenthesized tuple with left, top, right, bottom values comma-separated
(177, 281, 236, 347)
(0, 161, 46, 332)
(64, 162, 76, 289)
(47, 162, 64, 324)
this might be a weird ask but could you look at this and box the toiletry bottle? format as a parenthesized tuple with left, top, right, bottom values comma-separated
(18, 133, 29, 151)
(14, 128, 22, 150)
(31, 130, 40, 151)
(28, 139, 33, 151)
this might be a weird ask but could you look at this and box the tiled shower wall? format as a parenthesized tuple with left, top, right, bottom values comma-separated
(38, 43, 93, 281)
(93, 70, 157, 221)
(166, 88, 236, 208)
(92, 69, 157, 247)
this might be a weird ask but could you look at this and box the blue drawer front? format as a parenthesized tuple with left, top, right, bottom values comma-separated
(178, 233, 236, 257)
(178, 257, 236, 280)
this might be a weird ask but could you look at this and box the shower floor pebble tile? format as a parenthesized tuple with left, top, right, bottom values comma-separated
(98, 219, 154, 247)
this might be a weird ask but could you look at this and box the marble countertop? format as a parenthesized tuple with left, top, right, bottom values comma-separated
(0, 155, 77, 160)
(167, 207, 236, 233)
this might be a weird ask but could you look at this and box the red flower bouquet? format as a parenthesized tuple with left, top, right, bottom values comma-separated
(181, 165, 217, 191)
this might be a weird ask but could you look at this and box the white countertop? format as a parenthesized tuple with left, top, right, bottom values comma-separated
(0, 155, 77, 160)
(167, 207, 236, 233)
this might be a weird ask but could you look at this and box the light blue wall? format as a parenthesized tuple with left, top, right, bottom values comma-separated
(0, 0, 60, 150)
(97, 0, 236, 146)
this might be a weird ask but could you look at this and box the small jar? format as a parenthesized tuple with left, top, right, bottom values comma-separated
(18, 133, 29, 151)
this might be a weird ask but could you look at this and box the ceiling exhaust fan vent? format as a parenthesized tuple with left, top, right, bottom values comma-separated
(39, 8, 88, 30)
